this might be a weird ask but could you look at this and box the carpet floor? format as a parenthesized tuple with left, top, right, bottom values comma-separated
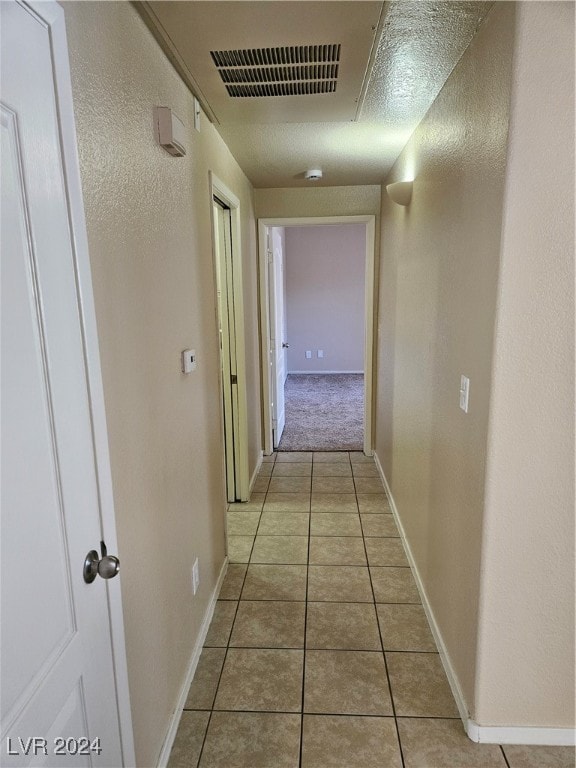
(277, 374, 364, 452)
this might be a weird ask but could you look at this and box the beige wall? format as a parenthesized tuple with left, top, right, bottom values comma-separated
(285, 225, 365, 373)
(63, 4, 260, 765)
(475, 1, 575, 727)
(375, 0, 575, 732)
(254, 185, 381, 220)
(375, 3, 515, 712)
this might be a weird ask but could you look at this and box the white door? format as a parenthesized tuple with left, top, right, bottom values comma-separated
(268, 229, 287, 447)
(213, 199, 240, 501)
(1, 3, 130, 765)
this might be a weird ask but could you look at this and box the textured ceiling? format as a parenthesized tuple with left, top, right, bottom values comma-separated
(137, 0, 494, 188)
(143, 2, 383, 124)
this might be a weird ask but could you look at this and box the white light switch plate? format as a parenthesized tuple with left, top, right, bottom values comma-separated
(192, 558, 199, 595)
(460, 375, 470, 413)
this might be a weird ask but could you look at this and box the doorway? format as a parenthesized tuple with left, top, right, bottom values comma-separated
(210, 174, 249, 502)
(258, 216, 376, 456)
(267, 226, 288, 448)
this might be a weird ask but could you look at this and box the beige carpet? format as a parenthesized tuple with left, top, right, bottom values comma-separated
(277, 374, 364, 451)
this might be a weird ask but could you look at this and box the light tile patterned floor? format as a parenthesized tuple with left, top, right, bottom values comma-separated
(169, 452, 574, 768)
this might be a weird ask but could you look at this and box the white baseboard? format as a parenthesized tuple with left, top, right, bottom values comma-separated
(373, 451, 576, 748)
(288, 370, 364, 375)
(156, 557, 229, 767)
(249, 452, 263, 495)
(467, 722, 576, 746)
(372, 451, 471, 726)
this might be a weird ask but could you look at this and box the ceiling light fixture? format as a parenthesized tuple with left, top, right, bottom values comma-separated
(305, 169, 323, 181)
(386, 180, 413, 206)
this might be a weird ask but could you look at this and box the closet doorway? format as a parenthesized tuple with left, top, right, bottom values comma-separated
(211, 174, 249, 501)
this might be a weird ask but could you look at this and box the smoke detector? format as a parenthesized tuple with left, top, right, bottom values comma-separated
(305, 169, 323, 181)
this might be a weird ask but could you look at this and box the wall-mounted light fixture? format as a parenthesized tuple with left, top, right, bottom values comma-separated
(386, 180, 413, 207)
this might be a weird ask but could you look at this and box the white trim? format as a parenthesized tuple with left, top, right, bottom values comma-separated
(373, 451, 576, 748)
(372, 451, 470, 726)
(210, 173, 250, 500)
(249, 452, 263, 494)
(41, 3, 136, 763)
(258, 224, 273, 456)
(258, 216, 376, 457)
(466, 723, 576, 746)
(156, 557, 229, 768)
(362, 216, 376, 456)
(288, 370, 365, 375)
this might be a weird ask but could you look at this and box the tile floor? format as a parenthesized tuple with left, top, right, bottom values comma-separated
(169, 452, 574, 768)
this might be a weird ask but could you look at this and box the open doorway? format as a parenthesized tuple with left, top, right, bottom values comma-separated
(267, 227, 288, 448)
(259, 216, 376, 455)
(210, 173, 250, 501)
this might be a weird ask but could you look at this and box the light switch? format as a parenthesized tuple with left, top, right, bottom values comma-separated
(182, 349, 197, 374)
(317, 350, 324, 358)
(459, 375, 470, 413)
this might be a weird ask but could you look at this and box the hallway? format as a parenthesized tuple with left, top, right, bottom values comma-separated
(167, 452, 572, 768)
(2, 1, 573, 764)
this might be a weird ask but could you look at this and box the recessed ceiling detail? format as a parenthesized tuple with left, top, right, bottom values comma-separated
(139, 1, 382, 123)
(211, 45, 340, 98)
(137, 1, 494, 186)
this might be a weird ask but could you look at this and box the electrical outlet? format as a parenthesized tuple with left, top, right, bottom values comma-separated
(192, 558, 200, 595)
(305, 350, 312, 359)
(317, 350, 324, 358)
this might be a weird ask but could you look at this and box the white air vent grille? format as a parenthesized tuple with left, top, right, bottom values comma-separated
(218, 65, 339, 84)
(225, 81, 337, 98)
(211, 45, 341, 98)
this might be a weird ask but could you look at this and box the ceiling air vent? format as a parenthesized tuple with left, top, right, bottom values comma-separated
(210, 45, 340, 98)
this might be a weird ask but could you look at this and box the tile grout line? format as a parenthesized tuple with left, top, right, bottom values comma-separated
(206, 644, 440, 654)
(194, 581, 241, 766)
(195, 454, 277, 767)
(214, 598, 421, 605)
(238, 558, 411, 569)
(298, 456, 313, 768)
(353, 459, 407, 768)
(183, 707, 464, 720)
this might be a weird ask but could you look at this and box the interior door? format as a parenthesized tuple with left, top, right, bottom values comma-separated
(1, 3, 126, 765)
(269, 229, 287, 447)
(213, 199, 240, 501)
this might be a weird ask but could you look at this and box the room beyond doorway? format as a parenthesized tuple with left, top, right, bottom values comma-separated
(278, 373, 364, 451)
(258, 215, 376, 456)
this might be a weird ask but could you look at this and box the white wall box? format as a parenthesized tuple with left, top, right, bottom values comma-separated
(155, 106, 186, 156)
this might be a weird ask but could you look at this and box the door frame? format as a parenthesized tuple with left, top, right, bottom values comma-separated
(268, 227, 287, 448)
(209, 172, 250, 501)
(258, 215, 376, 456)
(22, 1, 135, 761)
